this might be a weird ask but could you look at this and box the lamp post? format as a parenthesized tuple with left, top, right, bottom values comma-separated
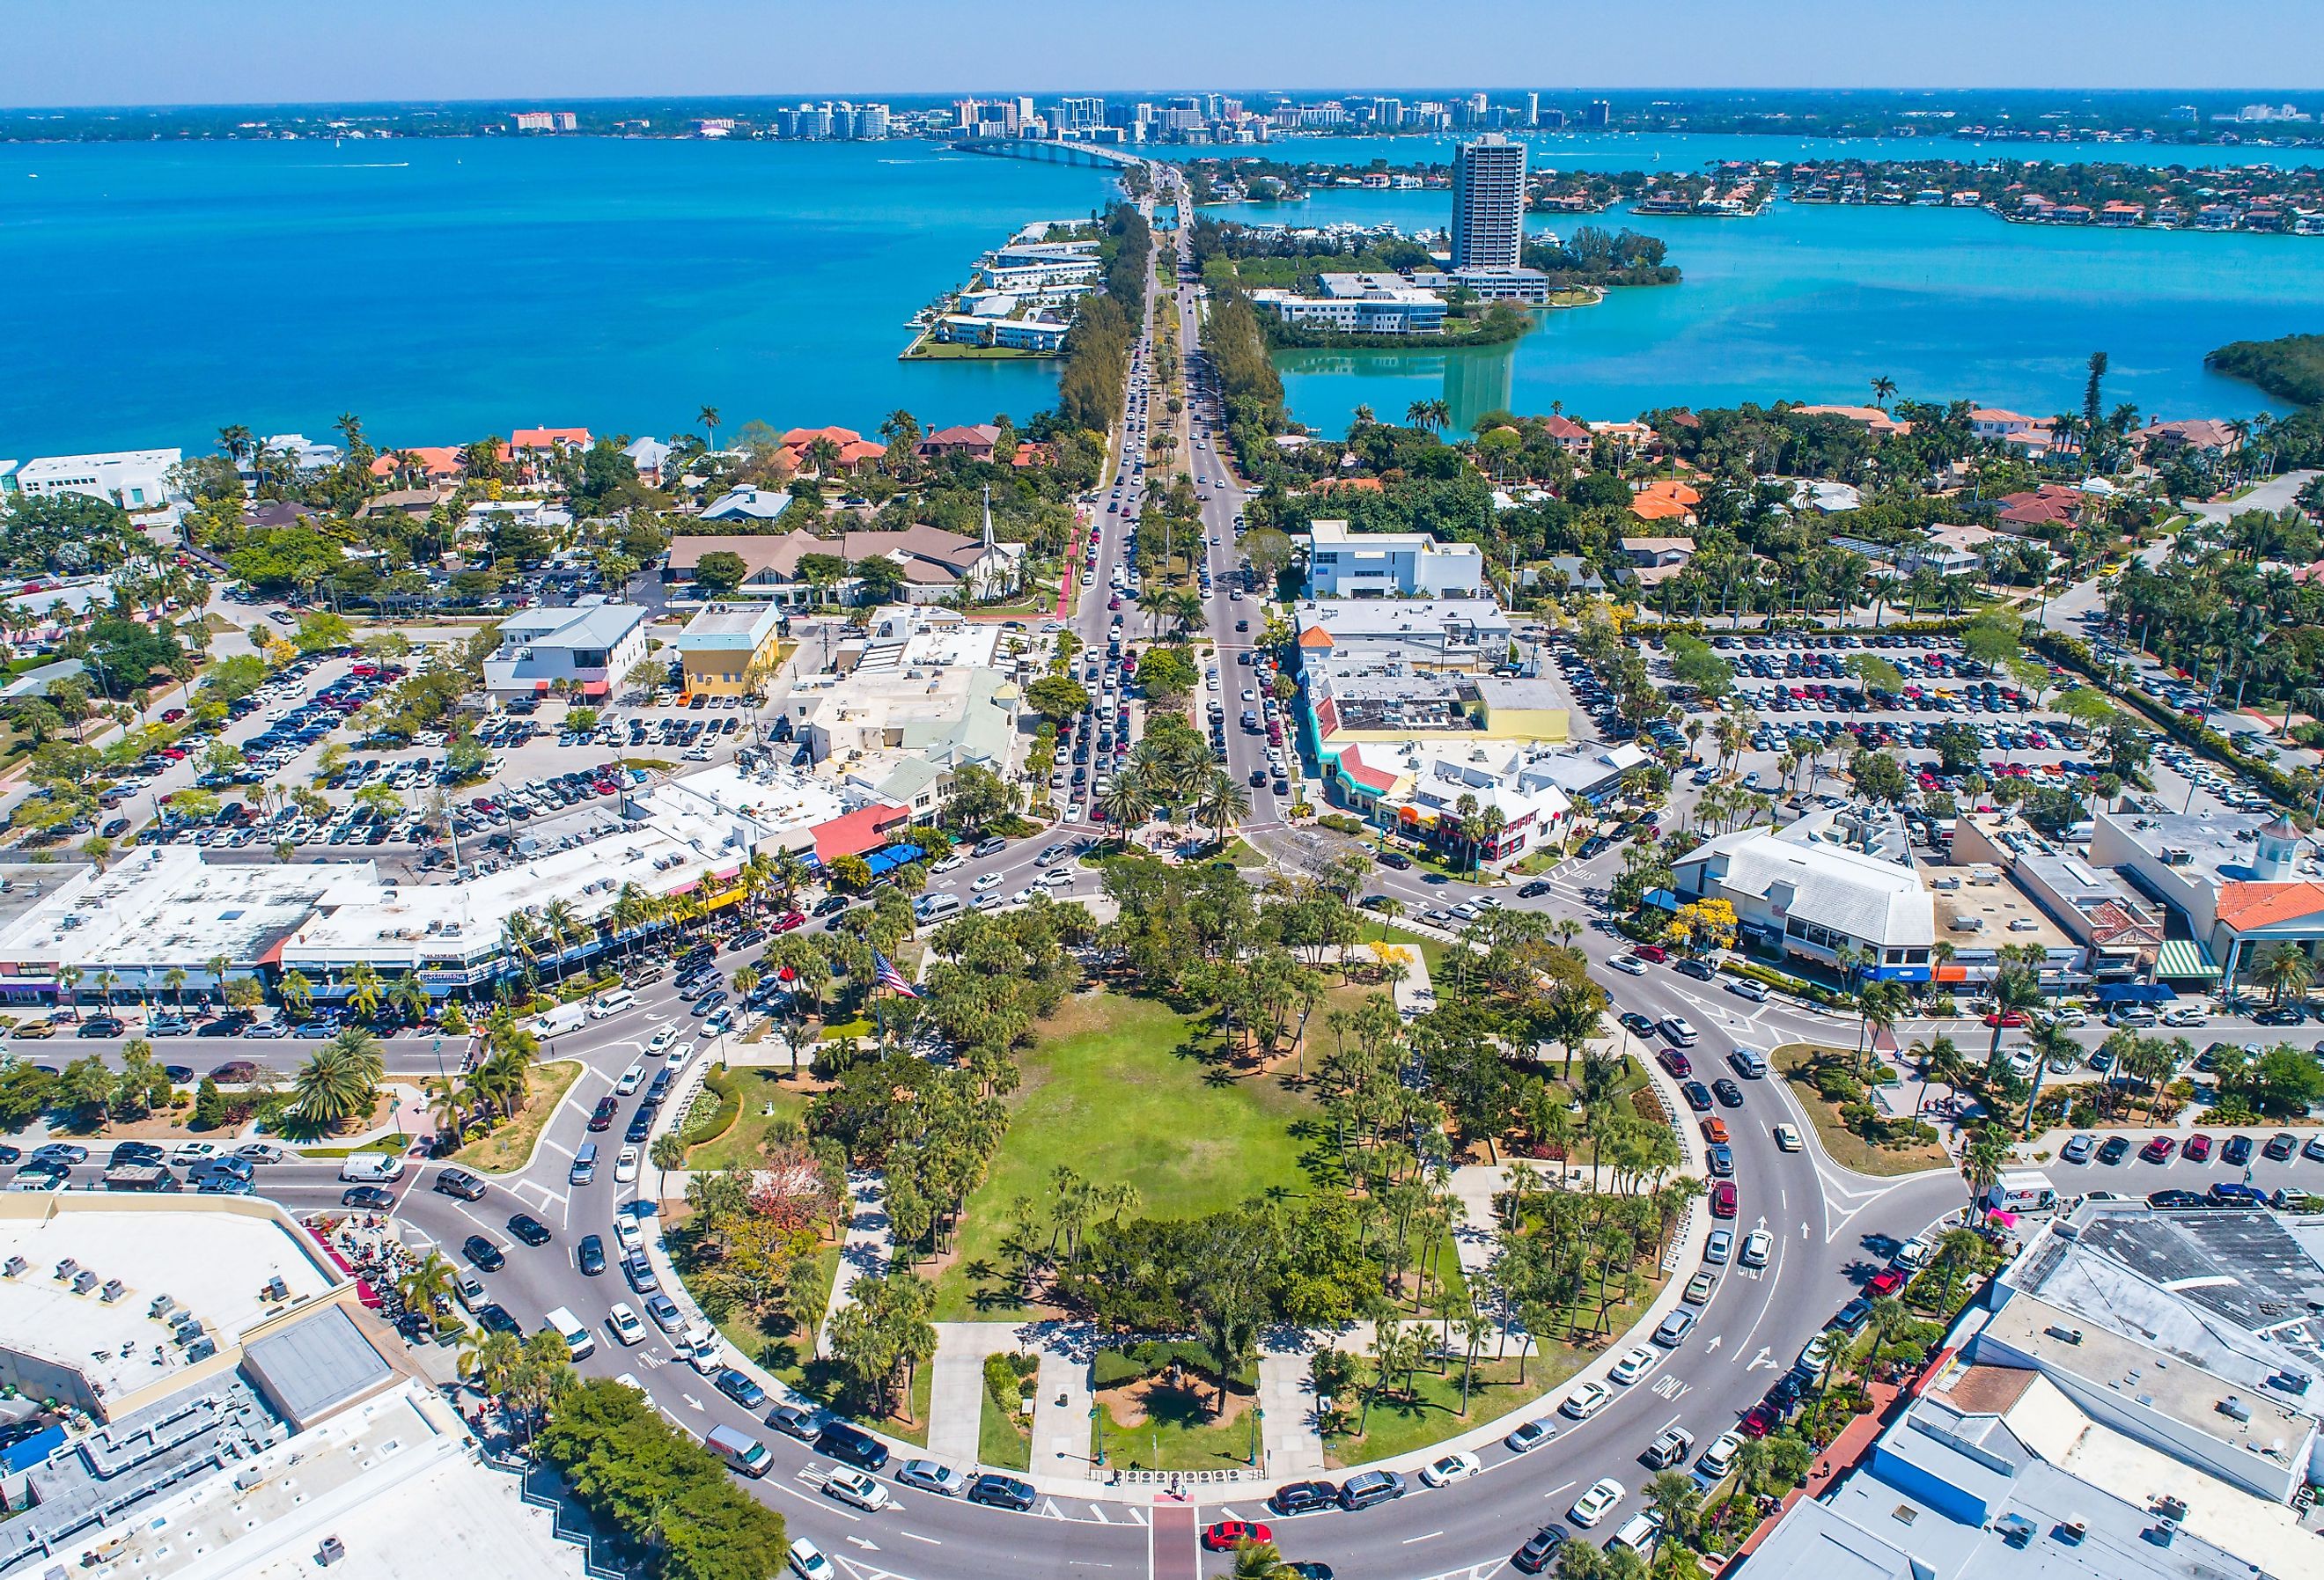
(1091, 1402, 1105, 1467)
(1247, 1403, 1262, 1467)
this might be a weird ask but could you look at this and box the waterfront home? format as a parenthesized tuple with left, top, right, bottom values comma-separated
(917, 424, 1004, 462)
(1250, 278, 1448, 335)
(700, 487, 794, 524)
(13, 449, 182, 511)
(368, 445, 466, 482)
(510, 426, 592, 454)
(2099, 201, 2145, 226)
(357, 487, 450, 522)
(1791, 404, 1913, 437)
(2138, 417, 2242, 463)
(1303, 519, 1484, 599)
(622, 436, 672, 485)
(1541, 415, 1592, 457)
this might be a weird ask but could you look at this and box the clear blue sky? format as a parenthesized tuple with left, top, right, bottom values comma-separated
(11, 0, 2324, 107)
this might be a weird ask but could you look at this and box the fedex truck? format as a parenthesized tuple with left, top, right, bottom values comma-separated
(1984, 1171, 2059, 1214)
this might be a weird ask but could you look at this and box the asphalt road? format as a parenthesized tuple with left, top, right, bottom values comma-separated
(28, 178, 2319, 1580)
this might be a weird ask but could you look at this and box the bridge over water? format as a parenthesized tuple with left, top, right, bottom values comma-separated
(950, 136, 1148, 173)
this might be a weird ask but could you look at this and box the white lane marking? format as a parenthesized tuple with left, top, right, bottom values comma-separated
(843, 1534, 879, 1549)
(898, 1531, 940, 1546)
(1544, 1479, 1576, 1501)
(1401, 1530, 1444, 1545)
(1747, 1347, 1776, 1371)
(1087, 1503, 1110, 1524)
(1656, 1411, 1682, 1435)
(769, 1480, 860, 1520)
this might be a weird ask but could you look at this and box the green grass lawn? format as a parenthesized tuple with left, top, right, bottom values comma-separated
(1321, 1277, 1663, 1466)
(684, 1069, 808, 1173)
(931, 993, 1318, 1320)
(1364, 923, 1448, 982)
(980, 1385, 1033, 1471)
(1093, 1387, 1261, 1473)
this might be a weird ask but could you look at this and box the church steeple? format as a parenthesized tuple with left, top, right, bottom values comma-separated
(982, 483, 994, 553)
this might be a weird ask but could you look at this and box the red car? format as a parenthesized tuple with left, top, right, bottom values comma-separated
(1738, 1403, 1777, 1437)
(1202, 1521, 1272, 1551)
(1633, 944, 1669, 964)
(1982, 1010, 2028, 1029)
(2183, 1133, 2212, 1163)
(2140, 1135, 2176, 1164)
(1710, 1180, 1738, 1218)
(159, 708, 186, 724)
(1658, 1049, 1693, 1080)
(769, 910, 806, 934)
(1866, 1268, 1906, 1299)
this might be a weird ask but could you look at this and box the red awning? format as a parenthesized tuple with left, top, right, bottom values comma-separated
(579, 680, 609, 697)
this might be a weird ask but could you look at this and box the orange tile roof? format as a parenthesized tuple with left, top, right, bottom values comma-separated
(511, 426, 592, 450)
(1636, 480, 1701, 506)
(2216, 880, 2324, 931)
(368, 445, 465, 478)
(1629, 495, 1691, 521)
(783, 426, 864, 449)
(1310, 476, 1385, 495)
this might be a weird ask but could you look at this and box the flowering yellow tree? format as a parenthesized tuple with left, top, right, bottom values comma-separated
(1665, 898, 1738, 956)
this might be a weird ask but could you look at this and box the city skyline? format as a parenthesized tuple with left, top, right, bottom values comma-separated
(9, 0, 2324, 108)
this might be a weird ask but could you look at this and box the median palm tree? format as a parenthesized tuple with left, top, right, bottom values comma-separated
(458, 1328, 524, 1399)
(1093, 770, 1150, 842)
(292, 1038, 381, 1132)
(1982, 966, 2042, 1071)
(1192, 768, 1249, 849)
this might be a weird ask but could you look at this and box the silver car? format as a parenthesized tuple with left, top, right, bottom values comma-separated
(895, 1459, 968, 1497)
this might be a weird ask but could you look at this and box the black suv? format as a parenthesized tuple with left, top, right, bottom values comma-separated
(1269, 1481, 1339, 1516)
(813, 1421, 889, 1472)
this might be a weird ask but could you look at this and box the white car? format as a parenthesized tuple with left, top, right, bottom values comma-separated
(822, 1466, 892, 1511)
(1560, 1379, 1613, 1420)
(2047, 1005, 2089, 1027)
(666, 1041, 696, 1072)
(1041, 867, 1075, 888)
(1740, 1229, 1773, 1268)
(1772, 1123, 1803, 1152)
(1007, 886, 1040, 906)
(614, 1215, 644, 1252)
(1608, 954, 1648, 976)
(1418, 1450, 1481, 1488)
(1798, 1333, 1832, 1375)
(615, 1062, 645, 1095)
(930, 854, 966, 875)
(606, 1303, 647, 1347)
(1570, 1476, 1626, 1527)
(614, 1146, 639, 1184)
(1893, 1234, 1933, 1270)
(1697, 1429, 1746, 1481)
(971, 871, 1004, 892)
(788, 1538, 835, 1580)
(171, 1142, 218, 1165)
(1608, 1345, 1661, 1385)
(648, 1025, 679, 1052)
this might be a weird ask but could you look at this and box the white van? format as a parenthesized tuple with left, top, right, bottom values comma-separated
(1609, 1510, 1664, 1554)
(337, 1153, 406, 1183)
(589, 989, 637, 1020)
(916, 893, 963, 923)
(542, 1305, 596, 1361)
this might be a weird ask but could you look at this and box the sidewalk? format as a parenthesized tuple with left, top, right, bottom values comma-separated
(927, 1322, 1021, 1470)
(1255, 1332, 1327, 1476)
(1032, 1324, 1097, 1483)
(819, 1170, 893, 1351)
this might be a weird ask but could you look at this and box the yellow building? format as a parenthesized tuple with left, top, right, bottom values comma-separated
(675, 604, 784, 697)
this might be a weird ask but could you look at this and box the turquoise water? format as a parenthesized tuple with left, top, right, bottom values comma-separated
(1254, 186, 2324, 436)
(4, 136, 2323, 456)
(0, 138, 1111, 455)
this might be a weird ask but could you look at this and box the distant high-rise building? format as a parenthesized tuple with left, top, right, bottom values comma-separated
(509, 110, 577, 133)
(1451, 133, 1526, 269)
(1525, 91, 1539, 128)
(859, 102, 890, 138)
(1369, 97, 1405, 129)
(1539, 107, 1567, 130)
(1585, 99, 1612, 129)
(1055, 96, 1105, 132)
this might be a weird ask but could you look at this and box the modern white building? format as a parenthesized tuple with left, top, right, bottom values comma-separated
(1671, 808, 1938, 981)
(1304, 519, 1485, 598)
(13, 449, 182, 511)
(1249, 281, 1447, 334)
(1451, 133, 1526, 269)
(1323, 738, 1576, 867)
(2091, 808, 2320, 990)
(480, 601, 650, 699)
(933, 313, 1071, 351)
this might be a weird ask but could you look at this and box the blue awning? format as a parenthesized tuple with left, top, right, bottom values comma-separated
(864, 843, 925, 877)
(2093, 981, 2175, 1003)
(1643, 888, 1680, 912)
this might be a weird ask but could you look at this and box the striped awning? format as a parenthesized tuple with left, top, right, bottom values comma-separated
(2156, 938, 2220, 980)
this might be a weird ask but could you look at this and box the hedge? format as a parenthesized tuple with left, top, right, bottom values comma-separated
(1092, 1338, 1255, 1390)
(1717, 957, 1842, 1008)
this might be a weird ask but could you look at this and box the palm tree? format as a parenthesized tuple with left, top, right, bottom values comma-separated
(1869, 374, 1897, 411)
(458, 1328, 525, 1399)
(696, 405, 720, 451)
(1962, 1135, 2007, 1219)
(278, 969, 313, 1018)
(396, 1250, 459, 1336)
(1093, 771, 1150, 841)
(162, 966, 188, 1006)
(344, 960, 383, 1021)
(2254, 941, 2314, 1006)
(1192, 768, 1249, 849)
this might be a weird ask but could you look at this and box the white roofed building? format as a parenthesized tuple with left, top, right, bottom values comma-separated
(1672, 808, 1937, 981)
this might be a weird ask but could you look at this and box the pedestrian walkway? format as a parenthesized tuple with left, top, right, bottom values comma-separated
(818, 1170, 893, 1350)
(1318, 941, 1434, 1016)
(927, 1323, 1020, 1469)
(1031, 1324, 1097, 1483)
(1255, 1335, 1326, 1476)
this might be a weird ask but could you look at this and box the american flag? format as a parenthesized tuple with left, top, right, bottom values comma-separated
(873, 952, 919, 998)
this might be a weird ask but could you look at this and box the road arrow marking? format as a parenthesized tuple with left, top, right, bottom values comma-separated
(680, 1393, 702, 1411)
(844, 1536, 880, 1551)
(1747, 1348, 1776, 1371)
(1705, 1335, 1724, 1353)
